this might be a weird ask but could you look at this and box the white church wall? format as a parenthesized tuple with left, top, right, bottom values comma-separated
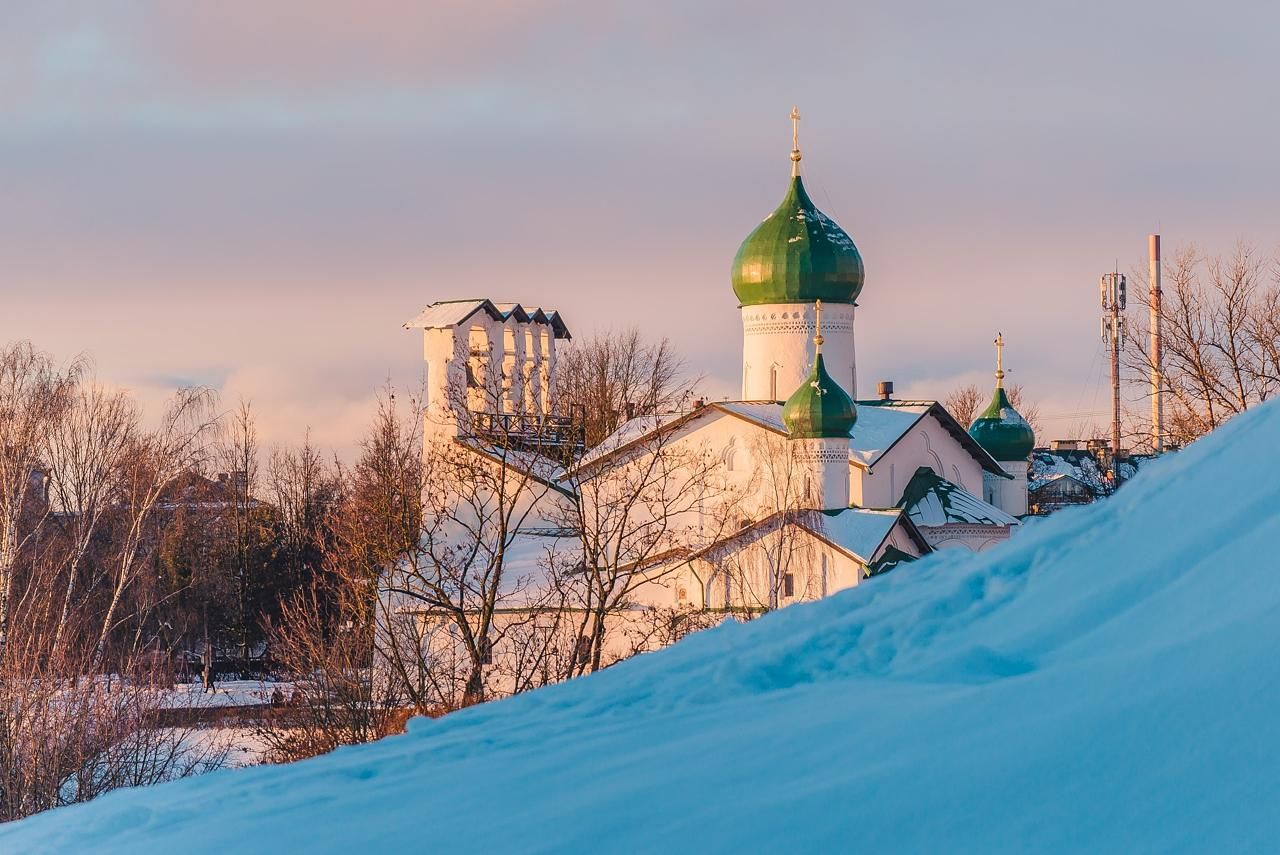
(918, 524, 1009, 553)
(741, 302, 856, 400)
(860, 416, 985, 509)
(585, 409, 777, 526)
(984, 460, 1030, 517)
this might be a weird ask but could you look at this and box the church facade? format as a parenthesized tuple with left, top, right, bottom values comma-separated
(394, 115, 1037, 693)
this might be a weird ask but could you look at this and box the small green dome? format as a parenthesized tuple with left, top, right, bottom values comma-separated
(782, 353, 857, 439)
(968, 386, 1035, 461)
(731, 176, 865, 307)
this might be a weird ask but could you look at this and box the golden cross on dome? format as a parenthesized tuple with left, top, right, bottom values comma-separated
(994, 332, 1006, 387)
(814, 298, 824, 352)
(790, 106, 802, 177)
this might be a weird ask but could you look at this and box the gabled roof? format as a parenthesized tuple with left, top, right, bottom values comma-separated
(895, 466, 1018, 528)
(404, 298, 501, 329)
(572, 412, 688, 471)
(682, 506, 927, 569)
(723, 399, 1009, 477)
(866, 544, 917, 578)
(1028, 472, 1095, 494)
(453, 436, 576, 499)
(404, 299, 571, 339)
(573, 398, 1009, 480)
(798, 507, 931, 563)
(857, 400, 1010, 477)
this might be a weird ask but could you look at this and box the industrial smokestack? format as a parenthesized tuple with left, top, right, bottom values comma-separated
(1149, 234, 1164, 453)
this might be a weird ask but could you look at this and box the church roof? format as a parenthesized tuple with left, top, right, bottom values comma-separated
(572, 412, 687, 471)
(404, 299, 571, 339)
(865, 544, 918, 578)
(731, 175, 864, 308)
(572, 399, 1009, 479)
(781, 353, 857, 439)
(720, 399, 1009, 477)
(799, 507, 921, 564)
(858, 400, 1011, 478)
(895, 466, 1019, 528)
(687, 507, 929, 569)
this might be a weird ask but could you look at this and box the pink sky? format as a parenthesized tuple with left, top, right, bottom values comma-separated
(5, 2, 1279, 455)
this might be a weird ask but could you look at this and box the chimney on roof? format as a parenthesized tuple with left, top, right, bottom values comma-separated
(877, 380, 894, 401)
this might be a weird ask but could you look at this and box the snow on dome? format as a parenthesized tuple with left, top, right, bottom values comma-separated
(10, 401, 1280, 851)
(968, 385, 1035, 461)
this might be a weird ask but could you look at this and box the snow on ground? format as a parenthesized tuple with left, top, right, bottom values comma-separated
(207, 727, 270, 768)
(6, 402, 1280, 852)
(162, 680, 289, 708)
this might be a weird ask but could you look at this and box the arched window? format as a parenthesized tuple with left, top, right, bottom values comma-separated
(770, 365, 778, 401)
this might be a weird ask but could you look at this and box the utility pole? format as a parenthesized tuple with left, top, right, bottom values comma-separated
(1149, 235, 1164, 453)
(1100, 270, 1127, 458)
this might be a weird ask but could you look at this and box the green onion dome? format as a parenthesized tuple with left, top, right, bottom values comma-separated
(782, 352, 857, 439)
(968, 386, 1035, 461)
(731, 175, 865, 308)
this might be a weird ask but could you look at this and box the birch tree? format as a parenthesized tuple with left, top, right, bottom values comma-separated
(43, 382, 136, 649)
(94, 387, 218, 664)
(0, 342, 78, 655)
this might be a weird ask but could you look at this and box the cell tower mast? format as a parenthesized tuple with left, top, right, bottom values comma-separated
(1100, 269, 1127, 458)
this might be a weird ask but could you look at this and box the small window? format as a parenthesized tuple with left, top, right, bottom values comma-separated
(782, 572, 795, 598)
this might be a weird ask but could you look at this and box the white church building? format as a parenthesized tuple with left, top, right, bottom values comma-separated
(395, 114, 1037, 687)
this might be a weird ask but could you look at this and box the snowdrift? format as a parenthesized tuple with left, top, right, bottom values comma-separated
(7, 402, 1280, 853)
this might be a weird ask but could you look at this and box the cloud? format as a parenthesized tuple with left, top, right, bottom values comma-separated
(4, 1, 1280, 455)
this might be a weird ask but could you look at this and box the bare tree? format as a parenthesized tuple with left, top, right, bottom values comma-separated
(0, 637, 229, 822)
(0, 342, 79, 655)
(1125, 242, 1280, 446)
(43, 382, 136, 650)
(552, 413, 738, 675)
(94, 388, 219, 664)
(701, 432, 819, 615)
(555, 329, 698, 447)
(945, 381, 1040, 436)
(943, 384, 983, 429)
(382, 384, 565, 706)
(220, 400, 263, 662)
(256, 574, 406, 764)
(269, 431, 337, 595)
(1007, 385, 1042, 437)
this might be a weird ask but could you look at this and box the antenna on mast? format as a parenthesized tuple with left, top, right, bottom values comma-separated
(1100, 268, 1127, 461)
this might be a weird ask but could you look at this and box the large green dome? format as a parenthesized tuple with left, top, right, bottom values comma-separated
(732, 175, 864, 308)
(782, 352, 857, 439)
(968, 386, 1035, 461)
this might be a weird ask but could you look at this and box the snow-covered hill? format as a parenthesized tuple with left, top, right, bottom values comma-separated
(7, 402, 1280, 853)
